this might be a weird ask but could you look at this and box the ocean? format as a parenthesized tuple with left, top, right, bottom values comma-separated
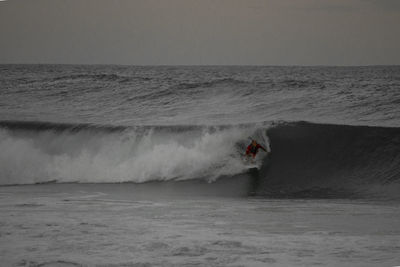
(1, 65, 399, 266)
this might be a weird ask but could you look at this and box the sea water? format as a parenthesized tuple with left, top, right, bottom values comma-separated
(1, 65, 399, 266)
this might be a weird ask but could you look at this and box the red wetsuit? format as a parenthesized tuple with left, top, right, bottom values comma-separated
(246, 144, 266, 158)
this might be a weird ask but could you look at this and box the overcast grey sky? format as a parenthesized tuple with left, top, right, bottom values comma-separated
(0, 0, 399, 65)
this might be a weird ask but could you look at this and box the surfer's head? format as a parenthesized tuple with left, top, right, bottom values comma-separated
(252, 140, 257, 146)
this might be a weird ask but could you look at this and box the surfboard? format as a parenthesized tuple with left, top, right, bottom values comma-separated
(242, 156, 259, 169)
(245, 164, 259, 170)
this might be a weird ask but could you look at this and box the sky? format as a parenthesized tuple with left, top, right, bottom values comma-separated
(0, 0, 399, 65)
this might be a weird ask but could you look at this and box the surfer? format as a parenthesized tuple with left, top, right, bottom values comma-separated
(245, 140, 267, 159)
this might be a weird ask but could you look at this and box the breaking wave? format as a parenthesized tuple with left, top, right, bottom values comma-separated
(1, 120, 399, 199)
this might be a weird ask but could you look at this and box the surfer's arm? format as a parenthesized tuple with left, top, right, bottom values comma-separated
(258, 144, 267, 152)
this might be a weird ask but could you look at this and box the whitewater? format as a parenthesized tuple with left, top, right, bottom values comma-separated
(0, 121, 269, 185)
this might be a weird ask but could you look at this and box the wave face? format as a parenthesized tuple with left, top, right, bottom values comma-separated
(0, 120, 269, 185)
(255, 122, 400, 198)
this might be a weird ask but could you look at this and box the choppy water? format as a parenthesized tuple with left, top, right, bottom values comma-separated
(1, 65, 399, 126)
(0, 65, 399, 198)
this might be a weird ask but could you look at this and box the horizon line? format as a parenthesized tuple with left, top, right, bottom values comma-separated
(1, 63, 399, 67)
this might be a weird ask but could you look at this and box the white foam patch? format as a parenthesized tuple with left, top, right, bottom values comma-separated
(0, 126, 269, 185)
